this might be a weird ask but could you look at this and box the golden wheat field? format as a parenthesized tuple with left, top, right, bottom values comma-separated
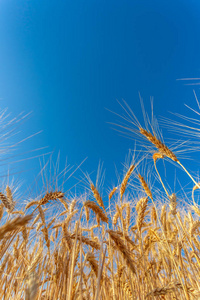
(1, 100, 200, 300)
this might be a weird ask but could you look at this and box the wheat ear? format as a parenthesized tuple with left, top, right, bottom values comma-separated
(109, 187, 118, 201)
(90, 184, 105, 211)
(0, 215, 32, 239)
(107, 229, 136, 274)
(120, 164, 134, 202)
(84, 201, 108, 223)
(0, 192, 13, 212)
(138, 174, 152, 200)
(139, 128, 178, 161)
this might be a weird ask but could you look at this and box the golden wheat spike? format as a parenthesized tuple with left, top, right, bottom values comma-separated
(90, 183, 105, 211)
(84, 200, 108, 223)
(138, 174, 153, 200)
(113, 211, 119, 226)
(86, 252, 99, 277)
(39, 191, 65, 206)
(6, 185, 13, 203)
(109, 187, 118, 201)
(25, 272, 38, 300)
(58, 197, 68, 211)
(70, 233, 100, 250)
(69, 199, 77, 213)
(38, 206, 45, 225)
(169, 193, 177, 215)
(107, 229, 136, 274)
(0, 192, 13, 212)
(120, 164, 134, 201)
(25, 201, 39, 210)
(145, 286, 175, 297)
(0, 215, 32, 239)
(151, 206, 157, 224)
(136, 197, 148, 232)
(140, 128, 178, 162)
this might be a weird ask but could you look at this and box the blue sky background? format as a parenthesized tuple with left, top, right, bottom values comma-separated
(0, 0, 200, 202)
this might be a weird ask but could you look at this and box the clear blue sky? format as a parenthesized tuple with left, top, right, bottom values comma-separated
(0, 0, 200, 199)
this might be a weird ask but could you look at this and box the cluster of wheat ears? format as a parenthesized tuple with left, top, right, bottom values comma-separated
(0, 102, 200, 300)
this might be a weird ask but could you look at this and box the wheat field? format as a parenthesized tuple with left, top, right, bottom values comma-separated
(0, 102, 200, 300)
